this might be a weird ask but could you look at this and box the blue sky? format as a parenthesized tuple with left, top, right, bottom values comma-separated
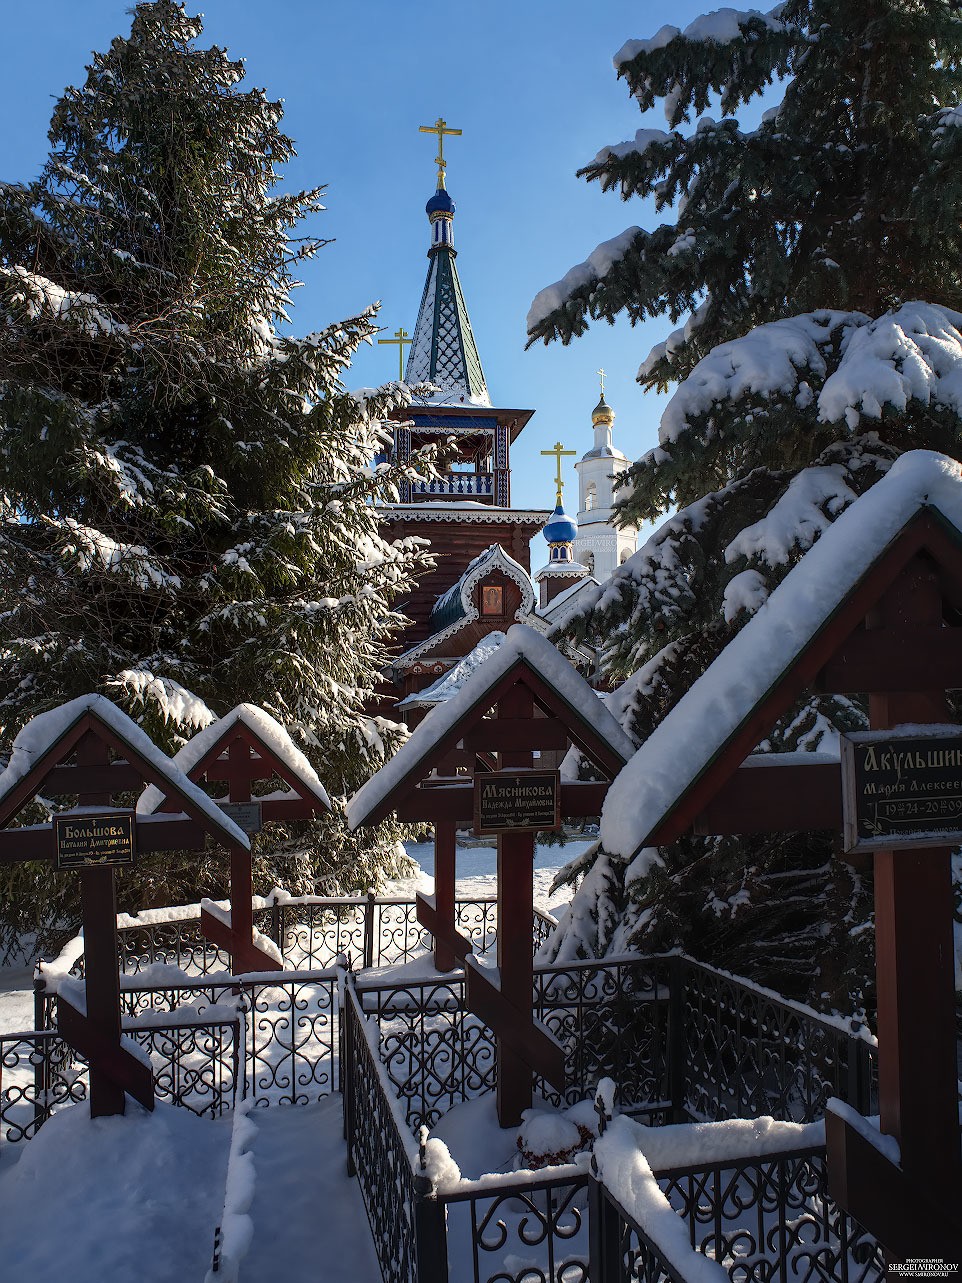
(0, 1, 741, 515)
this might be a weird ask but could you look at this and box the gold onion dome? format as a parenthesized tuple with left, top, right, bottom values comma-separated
(592, 393, 615, 427)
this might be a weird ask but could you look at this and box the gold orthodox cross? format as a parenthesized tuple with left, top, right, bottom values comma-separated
(419, 117, 462, 188)
(597, 367, 606, 397)
(378, 326, 411, 381)
(541, 440, 577, 507)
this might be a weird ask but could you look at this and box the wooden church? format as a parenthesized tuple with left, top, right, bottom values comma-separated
(377, 121, 551, 704)
(376, 121, 639, 712)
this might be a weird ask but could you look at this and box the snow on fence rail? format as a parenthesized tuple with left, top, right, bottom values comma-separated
(591, 1110, 884, 1283)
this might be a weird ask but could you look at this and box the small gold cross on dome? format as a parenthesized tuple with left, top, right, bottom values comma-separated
(377, 326, 412, 381)
(541, 440, 577, 506)
(419, 117, 462, 188)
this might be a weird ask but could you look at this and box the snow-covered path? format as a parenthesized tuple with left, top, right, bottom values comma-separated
(241, 1098, 381, 1283)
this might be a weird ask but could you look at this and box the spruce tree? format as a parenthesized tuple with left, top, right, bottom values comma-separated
(0, 1, 434, 957)
(529, 2, 962, 1012)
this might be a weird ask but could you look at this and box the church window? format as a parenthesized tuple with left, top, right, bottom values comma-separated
(584, 551, 594, 574)
(481, 585, 504, 616)
(585, 484, 597, 512)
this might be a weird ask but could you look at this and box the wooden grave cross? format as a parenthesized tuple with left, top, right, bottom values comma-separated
(612, 505, 962, 1257)
(0, 697, 248, 1118)
(348, 626, 634, 1125)
(140, 704, 330, 975)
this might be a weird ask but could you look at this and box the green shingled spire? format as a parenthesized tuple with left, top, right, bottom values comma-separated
(404, 183, 491, 406)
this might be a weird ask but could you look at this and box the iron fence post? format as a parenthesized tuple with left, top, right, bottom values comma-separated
(231, 1016, 242, 1108)
(364, 892, 376, 970)
(343, 974, 356, 1169)
(589, 1173, 623, 1283)
(412, 1175, 448, 1283)
(270, 898, 283, 952)
(33, 970, 46, 1031)
(856, 1036, 874, 1115)
(668, 955, 686, 1122)
(32, 973, 48, 1134)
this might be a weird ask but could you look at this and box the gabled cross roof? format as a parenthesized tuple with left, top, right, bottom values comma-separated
(0, 694, 248, 848)
(137, 703, 330, 815)
(348, 624, 635, 829)
(599, 450, 962, 860)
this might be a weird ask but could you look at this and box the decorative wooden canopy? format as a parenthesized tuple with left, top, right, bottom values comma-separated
(349, 625, 634, 830)
(139, 703, 330, 973)
(0, 695, 249, 1120)
(595, 452, 962, 1258)
(602, 505, 962, 858)
(350, 625, 634, 1126)
(0, 696, 248, 860)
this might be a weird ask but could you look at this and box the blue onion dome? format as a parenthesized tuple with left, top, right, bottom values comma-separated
(543, 503, 578, 544)
(426, 186, 455, 217)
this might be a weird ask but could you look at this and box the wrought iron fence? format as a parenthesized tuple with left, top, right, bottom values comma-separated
(536, 957, 674, 1120)
(37, 969, 338, 1109)
(63, 894, 554, 979)
(439, 1167, 591, 1283)
(589, 1176, 692, 1283)
(0, 1015, 238, 1151)
(641, 1147, 882, 1283)
(0, 1029, 86, 1146)
(242, 970, 338, 1105)
(131, 1018, 241, 1118)
(358, 956, 671, 1134)
(342, 979, 424, 1283)
(674, 957, 877, 1124)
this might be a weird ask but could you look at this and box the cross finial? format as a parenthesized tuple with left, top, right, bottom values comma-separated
(541, 440, 577, 507)
(377, 326, 412, 381)
(597, 367, 606, 398)
(419, 116, 462, 189)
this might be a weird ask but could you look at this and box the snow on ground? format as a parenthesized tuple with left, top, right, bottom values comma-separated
(0, 1101, 230, 1282)
(390, 837, 591, 919)
(429, 1094, 520, 1179)
(240, 1098, 382, 1283)
(0, 966, 35, 1034)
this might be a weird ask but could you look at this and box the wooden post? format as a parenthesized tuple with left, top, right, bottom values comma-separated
(74, 729, 125, 1118)
(495, 829, 536, 1127)
(227, 738, 254, 969)
(80, 866, 126, 1118)
(867, 558, 962, 1204)
(433, 821, 457, 972)
(495, 682, 535, 1128)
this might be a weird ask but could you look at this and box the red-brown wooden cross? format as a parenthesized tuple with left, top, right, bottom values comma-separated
(142, 707, 330, 975)
(626, 513, 962, 1257)
(349, 632, 631, 1126)
(0, 699, 247, 1118)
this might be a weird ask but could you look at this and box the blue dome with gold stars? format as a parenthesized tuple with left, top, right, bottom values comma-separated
(543, 503, 578, 545)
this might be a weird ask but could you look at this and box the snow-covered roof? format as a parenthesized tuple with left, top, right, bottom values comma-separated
(396, 633, 506, 709)
(0, 694, 249, 848)
(349, 624, 636, 829)
(138, 703, 330, 815)
(537, 576, 602, 633)
(600, 450, 962, 859)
